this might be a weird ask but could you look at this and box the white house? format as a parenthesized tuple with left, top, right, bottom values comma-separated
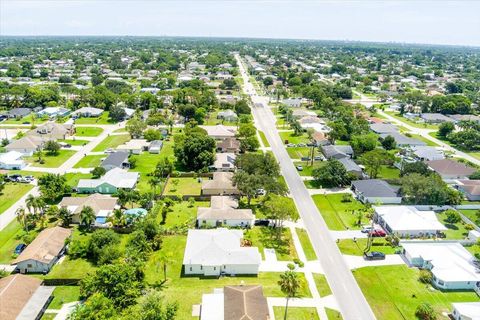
(72, 107, 104, 118)
(201, 125, 237, 140)
(116, 139, 149, 154)
(183, 228, 261, 276)
(197, 196, 254, 228)
(451, 302, 480, 320)
(37, 107, 70, 118)
(402, 242, 480, 290)
(0, 151, 26, 170)
(374, 206, 447, 237)
(212, 153, 236, 172)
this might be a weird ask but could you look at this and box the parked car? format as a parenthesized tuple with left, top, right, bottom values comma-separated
(24, 175, 35, 182)
(297, 143, 306, 147)
(314, 155, 324, 161)
(14, 243, 26, 255)
(17, 177, 31, 183)
(296, 165, 303, 171)
(256, 188, 266, 196)
(369, 229, 386, 237)
(361, 226, 373, 233)
(5, 174, 22, 182)
(364, 251, 385, 260)
(286, 143, 295, 147)
(105, 148, 114, 153)
(306, 142, 316, 147)
(301, 157, 311, 161)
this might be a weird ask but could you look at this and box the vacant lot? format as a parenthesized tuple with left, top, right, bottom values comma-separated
(92, 134, 130, 152)
(0, 183, 33, 215)
(244, 227, 298, 261)
(164, 177, 202, 196)
(26, 150, 76, 168)
(279, 131, 310, 145)
(74, 112, 113, 124)
(73, 154, 105, 168)
(74, 126, 104, 137)
(312, 193, 366, 230)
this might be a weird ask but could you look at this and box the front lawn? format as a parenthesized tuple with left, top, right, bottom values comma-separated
(294, 161, 326, 177)
(0, 183, 34, 215)
(47, 286, 81, 309)
(58, 139, 89, 146)
(0, 220, 23, 263)
(287, 147, 313, 159)
(313, 273, 331, 297)
(26, 150, 76, 168)
(163, 177, 202, 196)
(296, 228, 317, 260)
(92, 134, 130, 152)
(74, 112, 113, 124)
(74, 126, 104, 137)
(353, 265, 479, 320)
(407, 133, 439, 147)
(64, 173, 93, 188)
(3, 114, 48, 125)
(274, 307, 319, 320)
(279, 131, 310, 145)
(73, 154, 105, 168)
(244, 227, 298, 261)
(326, 308, 343, 320)
(337, 238, 399, 255)
(312, 194, 367, 230)
(437, 211, 469, 239)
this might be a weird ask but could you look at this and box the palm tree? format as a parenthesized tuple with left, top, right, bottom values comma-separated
(79, 206, 96, 229)
(157, 251, 174, 283)
(25, 194, 36, 215)
(57, 207, 72, 227)
(278, 270, 301, 320)
(148, 176, 161, 197)
(15, 207, 28, 231)
(108, 209, 126, 228)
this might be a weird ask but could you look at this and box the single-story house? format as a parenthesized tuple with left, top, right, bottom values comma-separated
(123, 107, 135, 119)
(282, 98, 302, 108)
(217, 137, 241, 154)
(369, 123, 398, 134)
(379, 132, 426, 147)
(427, 159, 476, 180)
(456, 180, 480, 201)
(7, 108, 31, 119)
(402, 242, 480, 290)
(200, 285, 269, 320)
(101, 151, 129, 171)
(410, 146, 445, 161)
(183, 228, 261, 276)
(292, 109, 316, 118)
(202, 172, 240, 196)
(351, 179, 402, 204)
(5, 135, 44, 156)
(72, 107, 104, 118)
(212, 153, 236, 172)
(374, 206, 447, 237)
(451, 302, 480, 320)
(77, 168, 139, 194)
(201, 125, 237, 140)
(217, 109, 238, 122)
(116, 139, 149, 154)
(59, 194, 119, 225)
(12, 227, 72, 274)
(29, 122, 74, 140)
(321, 145, 354, 159)
(0, 151, 26, 170)
(197, 196, 254, 228)
(37, 107, 70, 118)
(0, 274, 55, 320)
(338, 157, 363, 177)
(420, 113, 455, 124)
(448, 114, 480, 123)
(298, 115, 323, 125)
(148, 140, 163, 154)
(312, 131, 329, 146)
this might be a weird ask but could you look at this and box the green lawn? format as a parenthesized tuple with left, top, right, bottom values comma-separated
(244, 227, 298, 261)
(296, 228, 317, 260)
(113, 127, 127, 133)
(92, 134, 130, 152)
(258, 130, 270, 147)
(377, 165, 401, 179)
(159, 200, 210, 227)
(274, 307, 319, 320)
(0, 220, 23, 263)
(58, 139, 89, 146)
(3, 114, 48, 125)
(74, 126, 104, 137)
(437, 211, 469, 239)
(287, 147, 313, 159)
(64, 173, 93, 188)
(0, 183, 33, 215)
(353, 265, 479, 320)
(74, 112, 113, 124)
(294, 161, 326, 177)
(313, 273, 331, 297)
(406, 133, 439, 147)
(279, 131, 310, 145)
(73, 154, 105, 168)
(311, 194, 367, 230)
(459, 210, 479, 226)
(337, 238, 399, 255)
(40, 313, 56, 320)
(326, 308, 343, 320)
(46, 256, 97, 280)
(26, 150, 76, 168)
(384, 111, 438, 130)
(164, 177, 202, 196)
(47, 286, 81, 309)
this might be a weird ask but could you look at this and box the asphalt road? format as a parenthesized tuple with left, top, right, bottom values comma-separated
(236, 55, 376, 320)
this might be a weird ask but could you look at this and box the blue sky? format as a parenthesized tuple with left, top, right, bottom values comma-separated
(1, 1, 479, 46)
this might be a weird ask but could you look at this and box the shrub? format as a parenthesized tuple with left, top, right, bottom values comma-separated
(293, 258, 304, 268)
(415, 302, 436, 320)
(418, 269, 433, 284)
(444, 209, 461, 224)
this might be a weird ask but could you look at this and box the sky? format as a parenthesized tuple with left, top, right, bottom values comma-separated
(1, 0, 480, 46)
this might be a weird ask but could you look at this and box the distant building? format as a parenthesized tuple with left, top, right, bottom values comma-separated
(427, 159, 476, 180)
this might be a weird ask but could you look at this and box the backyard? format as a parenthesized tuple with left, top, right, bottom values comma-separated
(26, 150, 76, 168)
(244, 227, 298, 261)
(74, 126, 104, 137)
(312, 193, 367, 230)
(92, 134, 130, 152)
(163, 177, 202, 196)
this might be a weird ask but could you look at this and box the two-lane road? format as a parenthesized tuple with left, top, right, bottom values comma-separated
(236, 55, 376, 320)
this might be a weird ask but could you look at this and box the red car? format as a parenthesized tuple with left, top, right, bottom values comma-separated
(369, 229, 386, 237)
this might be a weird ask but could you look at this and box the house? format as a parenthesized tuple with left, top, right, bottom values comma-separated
(72, 107, 104, 118)
(116, 139, 149, 154)
(183, 228, 261, 276)
(101, 151, 129, 171)
(292, 109, 316, 118)
(420, 113, 454, 124)
(311, 131, 329, 146)
(338, 157, 363, 177)
(402, 242, 480, 290)
(0, 151, 26, 169)
(12, 227, 72, 274)
(351, 179, 402, 204)
(202, 172, 240, 195)
(217, 137, 241, 154)
(374, 206, 447, 237)
(451, 302, 480, 320)
(379, 132, 426, 147)
(77, 168, 139, 194)
(37, 107, 70, 118)
(282, 98, 302, 108)
(321, 145, 354, 159)
(7, 108, 31, 119)
(148, 140, 163, 154)
(0, 274, 55, 320)
(29, 122, 74, 140)
(217, 109, 238, 122)
(200, 285, 269, 320)
(5, 135, 44, 156)
(58, 194, 119, 225)
(197, 196, 254, 228)
(456, 180, 480, 201)
(427, 159, 476, 180)
(213, 153, 236, 172)
(448, 114, 480, 123)
(410, 146, 445, 161)
(369, 123, 398, 134)
(201, 125, 237, 140)
(123, 107, 135, 119)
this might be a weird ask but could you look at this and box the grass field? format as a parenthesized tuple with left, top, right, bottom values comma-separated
(26, 150, 76, 168)
(311, 194, 367, 230)
(73, 154, 105, 168)
(353, 265, 479, 320)
(313, 273, 332, 297)
(274, 307, 319, 320)
(258, 130, 270, 147)
(244, 227, 298, 261)
(279, 131, 310, 145)
(92, 134, 130, 152)
(337, 238, 399, 255)
(64, 172, 93, 188)
(164, 177, 202, 196)
(74, 112, 113, 124)
(0, 183, 33, 215)
(74, 126, 104, 137)
(2, 114, 48, 125)
(326, 308, 343, 319)
(376, 165, 401, 179)
(47, 286, 81, 309)
(384, 111, 438, 130)
(159, 200, 210, 227)
(296, 228, 317, 260)
(0, 220, 23, 263)
(437, 210, 469, 239)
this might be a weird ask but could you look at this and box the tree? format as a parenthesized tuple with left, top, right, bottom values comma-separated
(381, 135, 396, 150)
(38, 174, 71, 203)
(122, 289, 178, 320)
(415, 303, 436, 320)
(278, 271, 301, 320)
(232, 171, 262, 205)
(108, 208, 126, 228)
(264, 195, 299, 239)
(174, 131, 216, 171)
(109, 104, 127, 122)
(237, 123, 259, 152)
(360, 149, 394, 179)
(438, 122, 454, 138)
(418, 270, 433, 284)
(351, 133, 378, 155)
(143, 128, 161, 142)
(80, 206, 96, 229)
(70, 293, 116, 320)
(444, 209, 461, 223)
(117, 189, 140, 208)
(57, 207, 72, 227)
(401, 173, 462, 205)
(400, 161, 430, 177)
(312, 159, 351, 187)
(16, 207, 29, 231)
(44, 140, 61, 155)
(234, 100, 251, 115)
(91, 166, 106, 179)
(126, 117, 147, 138)
(154, 157, 174, 178)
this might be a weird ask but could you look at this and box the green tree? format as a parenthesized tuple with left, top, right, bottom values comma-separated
(70, 293, 116, 320)
(312, 159, 351, 187)
(91, 166, 106, 179)
(381, 135, 397, 150)
(360, 149, 394, 179)
(278, 271, 301, 320)
(174, 131, 216, 171)
(351, 133, 378, 155)
(264, 194, 299, 239)
(80, 206, 96, 229)
(44, 140, 61, 155)
(15, 207, 29, 231)
(57, 207, 72, 227)
(143, 128, 161, 142)
(38, 173, 71, 203)
(126, 116, 147, 138)
(438, 122, 454, 138)
(122, 290, 178, 320)
(401, 173, 462, 205)
(415, 302, 436, 320)
(109, 104, 127, 122)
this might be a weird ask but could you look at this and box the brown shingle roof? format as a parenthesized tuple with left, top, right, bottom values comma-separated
(59, 194, 118, 215)
(12, 227, 72, 265)
(0, 274, 42, 320)
(224, 285, 269, 320)
(427, 159, 476, 176)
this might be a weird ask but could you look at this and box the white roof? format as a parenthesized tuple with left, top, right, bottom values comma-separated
(73, 107, 104, 115)
(375, 206, 447, 232)
(200, 125, 237, 138)
(452, 302, 480, 319)
(183, 229, 261, 266)
(0, 151, 24, 165)
(201, 290, 224, 320)
(402, 242, 480, 283)
(214, 153, 236, 169)
(78, 168, 139, 189)
(117, 139, 148, 151)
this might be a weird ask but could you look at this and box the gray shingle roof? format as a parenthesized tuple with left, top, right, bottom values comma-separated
(352, 179, 400, 198)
